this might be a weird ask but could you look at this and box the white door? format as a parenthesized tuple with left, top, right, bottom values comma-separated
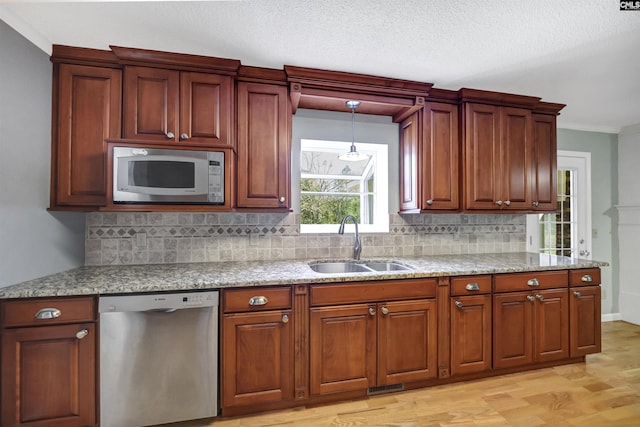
(527, 150, 592, 258)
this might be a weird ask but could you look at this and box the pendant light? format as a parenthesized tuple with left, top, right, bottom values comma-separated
(338, 100, 369, 161)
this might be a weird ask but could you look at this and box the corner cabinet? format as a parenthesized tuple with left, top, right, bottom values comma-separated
(51, 61, 121, 208)
(1, 297, 97, 427)
(236, 81, 291, 209)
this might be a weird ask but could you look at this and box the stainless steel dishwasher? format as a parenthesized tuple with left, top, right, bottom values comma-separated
(98, 291, 219, 427)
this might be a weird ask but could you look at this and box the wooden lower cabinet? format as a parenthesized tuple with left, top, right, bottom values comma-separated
(570, 286, 601, 356)
(310, 299, 437, 396)
(450, 294, 492, 375)
(1, 323, 97, 427)
(221, 309, 294, 408)
(493, 289, 569, 369)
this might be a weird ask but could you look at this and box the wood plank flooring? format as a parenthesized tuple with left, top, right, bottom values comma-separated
(163, 321, 640, 426)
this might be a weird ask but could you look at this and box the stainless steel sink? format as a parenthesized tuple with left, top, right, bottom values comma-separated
(308, 261, 413, 274)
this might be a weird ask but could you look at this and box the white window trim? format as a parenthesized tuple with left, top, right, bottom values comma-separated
(300, 139, 389, 234)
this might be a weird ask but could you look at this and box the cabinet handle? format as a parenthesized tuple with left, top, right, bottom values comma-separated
(34, 308, 62, 320)
(368, 307, 376, 316)
(527, 278, 540, 287)
(504, 200, 511, 207)
(166, 132, 175, 139)
(180, 133, 189, 140)
(536, 294, 545, 301)
(581, 274, 593, 283)
(281, 314, 289, 324)
(532, 201, 540, 208)
(248, 296, 268, 306)
(455, 301, 463, 308)
(381, 306, 389, 315)
(465, 282, 480, 291)
(496, 200, 503, 207)
(426, 199, 433, 206)
(76, 329, 88, 340)
(573, 291, 582, 298)
(527, 295, 536, 302)
(279, 196, 286, 203)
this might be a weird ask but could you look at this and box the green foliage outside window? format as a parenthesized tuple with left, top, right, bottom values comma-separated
(300, 178, 360, 224)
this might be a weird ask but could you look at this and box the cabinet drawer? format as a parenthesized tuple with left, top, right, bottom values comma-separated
(451, 275, 492, 296)
(310, 278, 437, 306)
(1, 297, 96, 328)
(223, 287, 291, 313)
(569, 268, 601, 287)
(494, 270, 568, 293)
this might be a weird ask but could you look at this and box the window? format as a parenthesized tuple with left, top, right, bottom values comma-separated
(300, 139, 388, 233)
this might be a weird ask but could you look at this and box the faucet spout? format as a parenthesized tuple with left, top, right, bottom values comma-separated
(338, 214, 362, 260)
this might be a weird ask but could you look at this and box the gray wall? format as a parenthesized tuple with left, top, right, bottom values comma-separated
(557, 128, 618, 314)
(0, 20, 84, 287)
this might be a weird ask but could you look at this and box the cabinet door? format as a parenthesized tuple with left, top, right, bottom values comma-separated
(377, 299, 437, 385)
(534, 289, 569, 362)
(422, 102, 459, 210)
(236, 82, 291, 208)
(1, 324, 96, 427)
(123, 66, 179, 142)
(532, 113, 557, 210)
(399, 112, 420, 212)
(221, 310, 293, 407)
(180, 72, 233, 146)
(464, 103, 501, 210)
(500, 107, 533, 209)
(493, 292, 534, 369)
(570, 286, 602, 357)
(451, 295, 492, 375)
(310, 304, 376, 395)
(54, 64, 121, 207)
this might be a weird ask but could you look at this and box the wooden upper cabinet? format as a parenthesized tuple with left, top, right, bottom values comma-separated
(236, 82, 291, 209)
(399, 112, 420, 212)
(422, 102, 459, 210)
(123, 66, 233, 147)
(464, 103, 532, 210)
(53, 63, 121, 208)
(532, 113, 558, 211)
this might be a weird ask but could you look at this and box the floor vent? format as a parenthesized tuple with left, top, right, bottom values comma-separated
(367, 383, 404, 395)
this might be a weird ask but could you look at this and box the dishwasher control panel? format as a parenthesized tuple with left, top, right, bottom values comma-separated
(99, 291, 219, 313)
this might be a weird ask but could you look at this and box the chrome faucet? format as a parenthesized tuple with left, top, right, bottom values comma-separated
(338, 214, 362, 260)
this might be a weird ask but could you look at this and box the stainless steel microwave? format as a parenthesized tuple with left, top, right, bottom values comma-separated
(112, 146, 225, 204)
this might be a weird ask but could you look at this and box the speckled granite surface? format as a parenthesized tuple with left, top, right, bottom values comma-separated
(0, 253, 608, 299)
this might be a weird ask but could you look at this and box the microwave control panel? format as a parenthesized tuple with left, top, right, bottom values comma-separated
(207, 151, 224, 204)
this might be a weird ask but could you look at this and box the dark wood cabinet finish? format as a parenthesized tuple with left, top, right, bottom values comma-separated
(450, 294, 492, 375)
(236, 82, 291, 209)
(399, 113, 420, 212)
(569, 268, 602, 357)
(531, 114, 557, 210)
(123, 66, 233, 146)
(52, 63, 121, 208)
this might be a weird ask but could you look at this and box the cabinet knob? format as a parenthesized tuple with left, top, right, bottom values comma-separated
(281, 314, 289, 324)
(34, 308, 61, 320)
(279, 196, 286, 203)
(527, 295, 536, 302)
(527, 278, 540, 287)
(76, 329, 89, 340)
(381, 306, 389, 315)
(180, 133, 189, 140)
(465, 282, 480, 291)
(536, 294, 545, 301)
(496, 200, 503, 207)
(248, 296, 268, 306)
(581, 274, 593, 282)
(426, 199, 433, 206)
(454, 301, 463, 308)
(166, 132, 175, 139)
(368, 307, 376, 316)
(504, 200, 511, 207)
(573, 291, 582, 298)
(532, 201, 540, 208)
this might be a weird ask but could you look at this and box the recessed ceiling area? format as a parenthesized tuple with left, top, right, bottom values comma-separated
(1, 0, 639, 133)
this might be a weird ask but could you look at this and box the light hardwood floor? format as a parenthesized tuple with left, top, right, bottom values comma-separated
(166, 321, 640, 426)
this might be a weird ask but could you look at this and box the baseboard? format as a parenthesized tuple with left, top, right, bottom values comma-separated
(602, 313, 622, 322)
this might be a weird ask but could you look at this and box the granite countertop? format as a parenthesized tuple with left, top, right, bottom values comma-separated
(0, 253, 608, 299)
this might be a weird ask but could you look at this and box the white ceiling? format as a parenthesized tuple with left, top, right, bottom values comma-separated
(2, 0, 639, 133)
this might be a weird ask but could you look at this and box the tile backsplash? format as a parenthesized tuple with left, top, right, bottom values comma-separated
(85, 212, 526, 266)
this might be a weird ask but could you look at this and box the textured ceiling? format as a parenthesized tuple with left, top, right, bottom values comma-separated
(2, 0, 639, 133)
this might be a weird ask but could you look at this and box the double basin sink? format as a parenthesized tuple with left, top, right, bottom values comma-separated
(308, 260, 413, 274)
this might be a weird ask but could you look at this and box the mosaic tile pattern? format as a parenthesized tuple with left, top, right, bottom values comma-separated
(85, 212, 527, 266)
